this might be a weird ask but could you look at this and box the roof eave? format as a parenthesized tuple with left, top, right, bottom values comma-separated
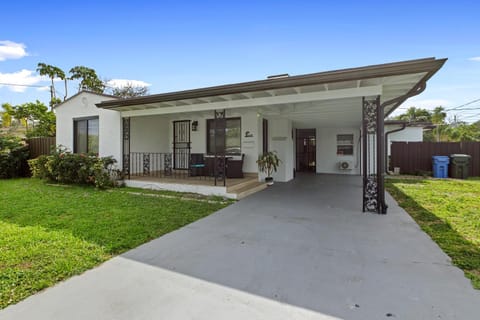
(96, 57, 447, 110)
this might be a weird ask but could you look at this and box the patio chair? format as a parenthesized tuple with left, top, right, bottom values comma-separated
(226, 154, 245, 178)
(189, 153, 206, 177)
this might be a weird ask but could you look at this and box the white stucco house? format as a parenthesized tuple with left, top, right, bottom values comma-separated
(385, 121, 433, 156)
(55, 57, 446, 213)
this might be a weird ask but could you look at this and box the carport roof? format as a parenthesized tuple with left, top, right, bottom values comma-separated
(96, 57, 446, 117)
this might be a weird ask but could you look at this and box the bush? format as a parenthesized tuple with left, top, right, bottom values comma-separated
(0, 135, 29, 178)
(29, 147, 120, 189)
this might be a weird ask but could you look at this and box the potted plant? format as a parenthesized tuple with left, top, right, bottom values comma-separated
(256, 151, 281, 185)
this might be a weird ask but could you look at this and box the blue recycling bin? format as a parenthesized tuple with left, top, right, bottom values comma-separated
(432, 156, 449, 178)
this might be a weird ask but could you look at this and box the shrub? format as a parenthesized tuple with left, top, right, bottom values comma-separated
(29, 146, 120, 189)
(0, 135, 29, 178)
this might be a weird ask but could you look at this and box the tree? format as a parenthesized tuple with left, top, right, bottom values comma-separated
(110, 83, 149, 98)
(27, 110, 56, 137)
(430, 106, 448, 142)
(394, 107, 431, 122)
(37, 63, 66, 109)
(1, 103, 14, 127)
(9, 101, 54, 136)
(448, 123, 480, 142)
(69, 66, 105, 93)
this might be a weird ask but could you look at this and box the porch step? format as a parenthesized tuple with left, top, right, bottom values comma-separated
(227, 177, 260, 193)
(231, 181, 267, 200)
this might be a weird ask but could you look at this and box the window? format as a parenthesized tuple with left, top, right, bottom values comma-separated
(207, 117, 241, 155)
(74, 117, 99, 154)
(337, 134, 353, 156)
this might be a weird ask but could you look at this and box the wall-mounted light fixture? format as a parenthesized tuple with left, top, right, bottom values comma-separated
(192, 121, 198, 131)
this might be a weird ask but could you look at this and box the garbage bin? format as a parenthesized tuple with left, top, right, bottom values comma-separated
(432, 156, 449, 178)
(449, 154, 471, 179)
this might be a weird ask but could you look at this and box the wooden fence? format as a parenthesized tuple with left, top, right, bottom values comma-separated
(390, 142, 480, 177)
(26, 137, 56, 159)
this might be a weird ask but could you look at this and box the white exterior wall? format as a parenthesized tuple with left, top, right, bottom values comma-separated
(315, 127, 361, 175)
(129, 108, 261, 174)
(55, 92, 122, 162)
(386, 126, 423, 155)
(268, 118, 294, 182)
(130, 116, 170, 153)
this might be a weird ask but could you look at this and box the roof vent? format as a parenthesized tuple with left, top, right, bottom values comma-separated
(267, 73, 290, 79)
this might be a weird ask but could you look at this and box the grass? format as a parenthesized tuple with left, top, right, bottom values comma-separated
(386, 177, 480, 289)
(0, 178, 232, 309)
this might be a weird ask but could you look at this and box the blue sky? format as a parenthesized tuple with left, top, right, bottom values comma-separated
(1, 0, 480, 122)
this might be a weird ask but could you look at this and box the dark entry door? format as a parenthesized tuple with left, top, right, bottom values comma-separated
(173, 120, 191, 169)
(296, 129, 316, 172)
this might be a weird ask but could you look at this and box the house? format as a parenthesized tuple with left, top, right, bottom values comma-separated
(55, 57, 446, 213)
(385, 120, 434, 157)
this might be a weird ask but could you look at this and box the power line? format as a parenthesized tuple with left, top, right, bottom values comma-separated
(444, 98, 480, 111)
(0, 82, 48, 88)
(460, 113, 480, 120)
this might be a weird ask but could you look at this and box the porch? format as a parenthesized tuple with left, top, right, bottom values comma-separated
(125, 170, 265, 200)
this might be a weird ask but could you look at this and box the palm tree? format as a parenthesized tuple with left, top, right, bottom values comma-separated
(36, 63, 56, 103)
(52, 66, 67, 101)
(37, 63, 67, 108)
(431, 106, 447, 142)
(398, 107, 431, 123)
(69, 66, 105, 93)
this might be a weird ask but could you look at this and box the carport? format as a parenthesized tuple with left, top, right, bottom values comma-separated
(97, 57, 446, 214)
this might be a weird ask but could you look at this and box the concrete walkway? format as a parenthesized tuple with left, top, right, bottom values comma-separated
(2, 174, 479, 319)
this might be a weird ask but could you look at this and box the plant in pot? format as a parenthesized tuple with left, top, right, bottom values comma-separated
(256, 151, 281, 185)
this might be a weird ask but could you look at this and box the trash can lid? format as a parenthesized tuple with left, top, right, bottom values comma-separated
(450, 154, 471, 158)
(432, 155, 450, 160)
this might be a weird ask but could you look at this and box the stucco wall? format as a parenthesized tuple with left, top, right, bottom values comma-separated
(314, 127, 361, 175)
(130, 116, 170, 153)
(267, 118, 294, 182)
(129, 108, 261, 174)
(55, 92, 121, 162)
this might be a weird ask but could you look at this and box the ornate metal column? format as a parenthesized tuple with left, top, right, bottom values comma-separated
(214, 109, 226, 186)
(122, 117, 131, 179)
(362, 96, 387, 214)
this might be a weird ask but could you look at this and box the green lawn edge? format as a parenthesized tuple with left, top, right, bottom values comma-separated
(0, 178, 233, 309)
(386, 178, 480, 289)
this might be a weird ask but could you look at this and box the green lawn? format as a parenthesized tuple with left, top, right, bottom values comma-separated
(0, 178, 232, 309)
(386, 177, 480, 289)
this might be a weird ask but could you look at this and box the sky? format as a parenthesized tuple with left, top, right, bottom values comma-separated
(1, 0, 480, 122)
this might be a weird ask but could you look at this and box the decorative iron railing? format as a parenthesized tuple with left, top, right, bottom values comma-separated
(128, 152, 227, 185)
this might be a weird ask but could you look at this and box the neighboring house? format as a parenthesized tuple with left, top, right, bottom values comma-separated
(55, 57, 446, 213)
(385, 121, 433, 156)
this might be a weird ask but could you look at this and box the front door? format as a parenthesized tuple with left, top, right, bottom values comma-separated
(296, 129, 316, 172)
(173, 120, 191, 169)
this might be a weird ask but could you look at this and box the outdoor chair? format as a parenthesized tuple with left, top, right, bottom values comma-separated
(226, 154, 245, 178)
(189, 153, 206, 177)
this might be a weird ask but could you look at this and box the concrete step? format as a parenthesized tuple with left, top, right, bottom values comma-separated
(235, 182, 267, 200)
(227, 178, 259, 193)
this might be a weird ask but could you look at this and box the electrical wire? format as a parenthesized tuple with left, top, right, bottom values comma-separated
(0, 82, 48, 88)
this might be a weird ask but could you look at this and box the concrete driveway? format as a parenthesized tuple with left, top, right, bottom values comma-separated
(2, 174, 479, 319)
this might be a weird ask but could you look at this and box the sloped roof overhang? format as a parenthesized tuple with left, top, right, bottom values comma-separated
(96, 57, 446, 118)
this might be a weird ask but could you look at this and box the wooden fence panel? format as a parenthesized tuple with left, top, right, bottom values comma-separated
(391, 142, 480, 177)
(27, 137, 56, 159)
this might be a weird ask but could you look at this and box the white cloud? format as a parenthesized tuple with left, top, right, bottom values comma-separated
(106, 79, 151, 88)
(0, 40, 28, 61)
(468, 57, 480, 61)
(0, 69, 43, 92)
